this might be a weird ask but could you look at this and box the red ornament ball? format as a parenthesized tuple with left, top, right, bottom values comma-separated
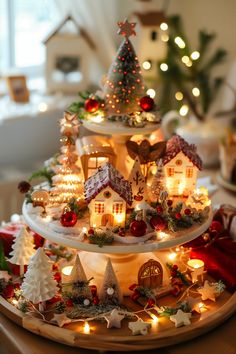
(139, 96, 154, 112)
(85, 98, 100, 113)
(167, 199, 173, 207)
(88, 228, 95, 235)
(18, 180, 31, 193)
(156, 206, 163, 214)
(66, 299, 74, 307)
(209, 220, 223, 234)
(3, 284, 14, 299)
(184, 208, 191, 215)
(60, 211, 77, 227)
(147, 298, 155, 307)
(130, 219, 147, 237)
(175, 212, 182, 220)
(93, 296, 99, 305)
(150, 215, 167, 231)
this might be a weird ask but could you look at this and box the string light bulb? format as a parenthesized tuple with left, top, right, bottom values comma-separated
(161, 34, 169, 42)
(175, 92, 183, 101)
(160, 63, 168, 71)
(192, 87, 200, 97)
(191, 51, 200, 60)
(83, 321, 90, 334)
(174, 37, 185, 48)
(142, 61, 152, 70)
(168, 252, 177, 261)
(179, 104, 189, 116)
(160, 22, 168, 31)
(182, 56, 190, 64)
(146, 88, 156, 98)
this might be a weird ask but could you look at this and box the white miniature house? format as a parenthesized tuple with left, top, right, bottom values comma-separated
(162, 135, 202, 197)
(130, 11, 168, 80)
(43, 15, 96, 94)
(84, 163, 132, 228)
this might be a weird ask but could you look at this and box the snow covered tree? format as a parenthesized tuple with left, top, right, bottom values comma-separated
(99, 258, 123, 305)
(103, 19, 145, 115)
(69, 254, 91, 299)
(50, 112, 83, 204)
(150, 159, 166, 202)
(8, 226, 35, 277)
(128, 156, 147, 208)
(21, 247, 58, 311)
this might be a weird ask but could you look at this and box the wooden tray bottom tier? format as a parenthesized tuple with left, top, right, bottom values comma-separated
(1, 288, 236, 351)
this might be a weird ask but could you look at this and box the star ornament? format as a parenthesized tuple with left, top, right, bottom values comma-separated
(170, 309, 192, 328)
(128, 319, 151, 335)
(197, 280, 217, 302)
(51, 313, 72, 328)
(105, 308, 125, 329)
(117, 19, 136, 38)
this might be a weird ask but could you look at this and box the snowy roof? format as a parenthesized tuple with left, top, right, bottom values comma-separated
(162, 135, 202, 170)
(84, 163, 132, 205)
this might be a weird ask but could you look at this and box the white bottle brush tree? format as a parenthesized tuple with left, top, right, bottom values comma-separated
(21, 247, 58, 312)
(99, 258, 123, 305)
(8, 226, 35, 277)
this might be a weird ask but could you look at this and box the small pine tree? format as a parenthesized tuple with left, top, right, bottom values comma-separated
(128, 156, 147, 208)
(70, 254, 91, 299)
(103, 37, 146, 115)
(21, 248, 58, 311)
(150, 159, 166, 202)
(50, 112, 83, 204)
(99, 258, 123, 305)
(8, 226, 35, 277)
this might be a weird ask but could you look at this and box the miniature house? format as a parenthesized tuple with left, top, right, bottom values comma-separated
(76, 135, 116, 180)
(130, 11, 168, 80)
(84, 163, 132, 228)
(162, 135, 202, 197)
(43, 15, 96, 94)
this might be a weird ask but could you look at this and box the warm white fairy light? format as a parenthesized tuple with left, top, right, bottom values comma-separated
(90, 115, 104, 123)
(83, 321, 90, 334)
(12, 299, 18, 305)
(179, 104, 189, 116)
(182, 56, 190, 64)
(150, 313, 159, 323)
(186, 60, 193, 67)
(175, 92, 183, 101)
(142, 60, 152, 70)
(146, 88, 156, 98)
(191, 51, 200, 60)
(38, 102, 48, 112)
(192, 87, 200, 97)
(160, 22, 168, 31)
(160, 63, 168, 71)
(174, 36, 185, 48)
(161, 34, 169, 42)
(168, 252, 177, 261)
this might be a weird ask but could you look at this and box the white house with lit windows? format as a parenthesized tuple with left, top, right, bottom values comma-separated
(162, 135, 202, 197)
(84, 163, 133, 228)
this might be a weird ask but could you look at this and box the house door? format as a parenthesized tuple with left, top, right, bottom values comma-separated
(138, 259, 163, 289)
(101, 214, 114, 227)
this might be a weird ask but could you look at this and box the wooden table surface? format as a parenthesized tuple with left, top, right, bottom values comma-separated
(1, 169, 236, 354)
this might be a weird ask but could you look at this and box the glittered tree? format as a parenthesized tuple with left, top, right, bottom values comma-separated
(150, 159, 166, 202)
(104, 19, 146, 115)
(21, 247, 58, 312)
(50, 112, 83, 204)
(69, 254, 91, 300)
(8, 226, 35, 277)
(99, 258, 123, 305)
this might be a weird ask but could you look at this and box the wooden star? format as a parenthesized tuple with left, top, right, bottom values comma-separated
(170, 309, 192, 328)
(0, 271, 12, 282)
(128, 319, 151, 335)
(187, 296, 203, 313)
(117, 19, 136, 38)
(197, 280, 217, 302)
(105, 309, 125, 329)
(51, 313, 72, 327)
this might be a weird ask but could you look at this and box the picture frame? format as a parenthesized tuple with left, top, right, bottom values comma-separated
(6, 75, 30, 103)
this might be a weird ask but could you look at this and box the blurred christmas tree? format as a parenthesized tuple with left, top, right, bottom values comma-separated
(158, 15, 227, 120)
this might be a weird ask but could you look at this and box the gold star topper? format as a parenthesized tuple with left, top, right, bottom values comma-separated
(117, 19, 136, 38)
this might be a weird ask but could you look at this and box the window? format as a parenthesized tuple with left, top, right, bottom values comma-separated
(95, 202, 104, 214)
(0, 0, 57, 77)
(186, 167, 193, 178)
(167, 167, 174, 177)
(88, 157, 109, 178)
(151, 30, 158, 41)
(112, 202, 123, 214)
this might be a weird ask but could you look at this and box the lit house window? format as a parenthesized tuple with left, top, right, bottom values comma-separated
(95, 202, 104, 214)
(167, 167, 174, 177)
(186, 167, 193, 178)
(88, 157, 108, 178)
(112, 203, 123, 214)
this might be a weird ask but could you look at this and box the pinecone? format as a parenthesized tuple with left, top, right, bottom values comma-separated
(18, 181, 31, 193)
